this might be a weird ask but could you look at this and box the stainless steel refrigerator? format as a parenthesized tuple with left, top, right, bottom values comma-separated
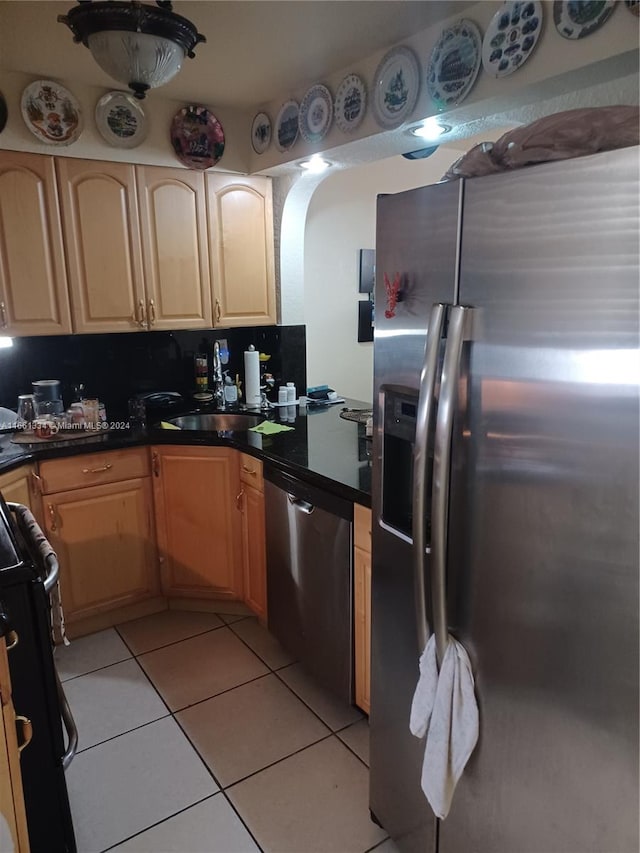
(370, 145, 639, 853)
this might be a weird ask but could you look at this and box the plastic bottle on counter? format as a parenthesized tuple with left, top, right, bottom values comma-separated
(286, 382, 296, 403)
(278, 386, 288, 405)
(223, 372, 238, 404)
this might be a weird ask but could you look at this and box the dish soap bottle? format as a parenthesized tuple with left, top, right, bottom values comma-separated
(223, 371, 238, 404)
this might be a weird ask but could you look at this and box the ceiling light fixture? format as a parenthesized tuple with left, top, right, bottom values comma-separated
(409, 118, 452, 141)
(299, 155, 332, 174)
(58, 1, 206, 100)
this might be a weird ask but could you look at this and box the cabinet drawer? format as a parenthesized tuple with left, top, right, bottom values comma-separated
(239, 453, 263, 491)
(38, 447, 149, 494)
(354, 503, 372, 554)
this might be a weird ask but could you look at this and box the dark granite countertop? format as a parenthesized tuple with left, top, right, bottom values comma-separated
(0, 400, 372, 507)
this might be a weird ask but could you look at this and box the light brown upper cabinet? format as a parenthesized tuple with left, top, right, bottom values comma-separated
(0, 151, 71, 336)
(57, 159, 146, 334)
(136, 166, 212, 330)
(206, 174, 276, 327)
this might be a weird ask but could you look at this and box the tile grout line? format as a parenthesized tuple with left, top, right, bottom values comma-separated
(56, 655, 133, 684)
(114, 619, 228, 657)
(74, 711, 173, 756)
(271, 664, 364, 735)
(225, 618, 297, 673)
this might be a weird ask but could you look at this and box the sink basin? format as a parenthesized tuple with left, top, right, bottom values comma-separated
(165, 413, 263, 431)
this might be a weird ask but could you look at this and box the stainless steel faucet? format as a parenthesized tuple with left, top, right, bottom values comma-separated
(212, 341, 224, 408)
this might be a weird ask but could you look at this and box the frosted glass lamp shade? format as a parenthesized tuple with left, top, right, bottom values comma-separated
(88, 31, 185, 96)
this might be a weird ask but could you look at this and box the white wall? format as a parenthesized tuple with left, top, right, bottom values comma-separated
(303, 146, 468, 403)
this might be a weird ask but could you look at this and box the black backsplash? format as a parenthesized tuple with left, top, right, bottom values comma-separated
(0, 326, 306, 419)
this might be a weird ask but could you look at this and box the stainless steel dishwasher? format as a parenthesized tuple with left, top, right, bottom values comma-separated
(264, 466, 353, 702)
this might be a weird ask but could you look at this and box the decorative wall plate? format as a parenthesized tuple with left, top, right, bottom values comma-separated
(482, 1, 543, 77)
(625, 0, 640, 16)
(95, 91, 147, 148)
(427, 19, 482, 109)
(21, 79, 83, 145)
(334, 73, 367, 133)
(372, 46, 420, 129)
(251, 111, 272, 154)
(0, 92, 6, 134)
(299, 84, 333, 143)
(170, 105, 225, 170)
(553, 1, 616, 38)
(275, 100, 299, 151)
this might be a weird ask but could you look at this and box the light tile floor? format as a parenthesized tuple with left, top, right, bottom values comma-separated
(56, 610, 398, 853)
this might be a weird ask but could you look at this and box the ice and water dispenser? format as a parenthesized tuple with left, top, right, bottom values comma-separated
(381, 389, 424, 540)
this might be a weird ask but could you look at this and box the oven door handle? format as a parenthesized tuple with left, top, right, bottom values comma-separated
(7, 503, 60, 593)
(54, 669, 78, 769)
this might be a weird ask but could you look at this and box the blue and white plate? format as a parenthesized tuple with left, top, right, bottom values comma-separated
(275, 100, 299, 152)
(427, 19, 482, 109)
(95, 91, 147, 148)
(372, 46, 420, 129)
(553, 0, 616, 38)
(482, 2, 543, 78)
(299, 84, 333, 144)
(251, 111, 272, 154)
(334, 73, 367, 133)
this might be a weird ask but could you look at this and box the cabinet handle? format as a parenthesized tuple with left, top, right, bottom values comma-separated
(241, 465, 257, 476)
(236, 489, 245, 511)
(152, 451, 160, 478)
(15, 715, 33, 754)
(148, 298, 156, 326)
(135, 298, 148, 329)
(0, 300, 7, 329)
(82, 463, 113, 474)
(30, 470, 43, 496)
(215, 299, 221, 324)
(47, 503, 57, 532)
(5, 630, 18, 651)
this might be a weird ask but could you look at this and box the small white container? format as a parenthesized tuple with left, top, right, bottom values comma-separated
(286, 382, 296, 403)
(278, 386, 288, 404)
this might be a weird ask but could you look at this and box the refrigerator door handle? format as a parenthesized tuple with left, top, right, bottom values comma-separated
(412, 302, 447, 653)
(431, 305, 469, 667)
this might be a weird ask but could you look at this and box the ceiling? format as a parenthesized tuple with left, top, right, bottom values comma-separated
(0, 1, 474, 108)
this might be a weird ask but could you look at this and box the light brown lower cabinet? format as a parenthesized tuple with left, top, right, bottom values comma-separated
(354, 504, 372, 714)
(0, 465, 41, 524)
(0, 637, 30, 852)
(41, 476, 159, 626)
(151, 446, 244, 600)
(239, 454, 267, 621)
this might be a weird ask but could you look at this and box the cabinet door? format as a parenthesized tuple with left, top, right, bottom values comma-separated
(0, 641, 29, 853)
(137, 167, 212, 330)
(43, 478, 158, 625)
(0, 465, 42, 527)
(57, 159, 146, 334)
(152, 446, 243, 599)
(206, 175, 276, 327)
(354, 545, 371, 714)
(0, 152, 71, 336)
(241, 483, 267, 621)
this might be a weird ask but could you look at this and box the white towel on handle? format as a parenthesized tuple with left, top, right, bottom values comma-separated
(409, 634, 479, 820)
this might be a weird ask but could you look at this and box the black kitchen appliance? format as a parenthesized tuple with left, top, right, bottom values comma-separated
(0, 495, 77, 853)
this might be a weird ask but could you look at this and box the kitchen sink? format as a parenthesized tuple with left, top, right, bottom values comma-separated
(165, 412, 263, 431)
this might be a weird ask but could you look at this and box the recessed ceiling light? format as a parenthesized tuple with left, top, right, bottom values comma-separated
(409, 118, 452, 141)
(299, 155, 332, 173)
(0, 337, 14, 349)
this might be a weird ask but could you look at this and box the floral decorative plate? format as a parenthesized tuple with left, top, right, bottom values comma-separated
(334, 73, 367, 133)
(299, 84, 333, 143)
(21, 80, 83, 145)
(553, 1, 616, 38)
(170, 105, 225, 170)
(95, 91, 147, 149)
(372, 46, 420, 129)
(427, 19, 482, 109)
(482, 1, 543, 78)
(275, 100, 299, 152)
(251, 111, 272, 154)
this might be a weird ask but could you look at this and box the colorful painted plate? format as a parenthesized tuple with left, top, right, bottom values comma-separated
(334, 73, 367, 133)
(170, 105, 225, 170)
(553, 1, 616, 38)
(372, 46, 420, 129)
(299, 84, 333, 144)
(95, 91, 147, 149)
(275, 100, 299, 152)
(21, 79, 83, 146)
(427, 19, 482, 109)
(251, 111, 272, 154)
(482, 1, 543, 78)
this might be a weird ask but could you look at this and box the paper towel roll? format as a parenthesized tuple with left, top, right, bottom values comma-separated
(244, 348, 261, 407)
